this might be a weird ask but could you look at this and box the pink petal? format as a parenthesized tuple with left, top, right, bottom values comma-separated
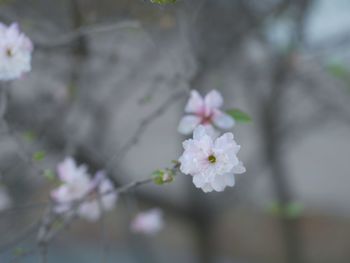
(204, 90, 223, 109)
(185, 90, 204, 113)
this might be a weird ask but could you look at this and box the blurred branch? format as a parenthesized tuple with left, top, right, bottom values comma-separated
(35, 21, 141, 49)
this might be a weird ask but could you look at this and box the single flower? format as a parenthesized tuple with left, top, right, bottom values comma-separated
(178, 90, 234, 135)
(130, 208, 164, 235)
(51, 158, 117, 221)
(179, 125, 245, 193)
(0, 22, 33, 81)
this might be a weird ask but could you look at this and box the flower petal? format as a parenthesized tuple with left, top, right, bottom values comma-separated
(204, 90, 223, 109)
(211, 175, 226, 192)
(213, 110, 235, 129)
(233, 161, 246, 174)
(223, 173, 235, 187)
(78, 201, 101, 222)
(193, 174, 205, 188)
(185, 90, 204, 113)
(178, 115, 201, 135)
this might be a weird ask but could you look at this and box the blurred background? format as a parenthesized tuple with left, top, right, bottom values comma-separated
(0, 0, 350, 262)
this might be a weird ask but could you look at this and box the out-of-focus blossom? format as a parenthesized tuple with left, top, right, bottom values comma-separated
(51, 158, 117, 222)
(178, 90, 234, 135)
(130, 208, 164, 235)
(77, 171, 117, 222)
(179, 125, 245, 193)
(0, 186, 11, 211)
(0, 22, 33, 81)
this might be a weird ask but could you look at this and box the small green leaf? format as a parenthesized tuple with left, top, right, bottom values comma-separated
(151, 0, 177, 4)
(43, 169, 56, 181)
(13, 247, 26, 256)
(226, 109, 252, 123)
(285, 202, 304, 219)
(152, 169, 174, 185)
(327, 63, 349, 80)
(152, 170, 165, 185)
(23, 131, 36, 142)
(33, 151, 45, 161)
(266, 201, 304, 219)
(266, 201, 283, 216)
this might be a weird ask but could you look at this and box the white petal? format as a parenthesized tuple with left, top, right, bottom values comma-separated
(185, 90, 204, 113)
(233, 161, 246, 174)
(213, 110, 235, 129)
(203, 124, 219, 139)
(78, 201, 101, 222)
(178, 115, 201, 135)
(193, 125, 209, 140)
(211, 176, 226, 192)
(204, 90, 223, 109)
(223, 173, 235, 187)
(99, 178, 117, 211)
(201, 183, 214, 193)
(193, 174, 205, 188)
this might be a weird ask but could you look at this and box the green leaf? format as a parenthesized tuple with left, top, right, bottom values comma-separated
(23, 131, 36, 142)
(226, 109, 252, 123)
(42, 169, 56, 181)
(152, 170, 165, 185)
(266, 201, 283, 216)
(285, 202, 304, 219)
(151, 0, 177, 4)
(13, 247, 26, 256)
(152, 169, 174, 185)
(266, 201, 304, 219)
(33, 151, 45, 161)
(327, 63, 349, 80)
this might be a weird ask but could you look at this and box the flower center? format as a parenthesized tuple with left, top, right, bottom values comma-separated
(200, 114, 213, 124)
(208, 155, 216, 164)
(6, 48, 13, 57)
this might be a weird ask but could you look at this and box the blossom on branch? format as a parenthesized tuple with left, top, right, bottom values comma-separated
(179, 125, 245, 193)
(77, 171, 117, 222)
(178, 90, 234, 135)
(0, 22, 33, 81)
(130, 208, 164, 235)
(51, 157, 117, 222)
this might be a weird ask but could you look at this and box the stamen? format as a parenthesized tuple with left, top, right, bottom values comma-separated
(6, 48, 13, 57)
(208, 155, 216, 164)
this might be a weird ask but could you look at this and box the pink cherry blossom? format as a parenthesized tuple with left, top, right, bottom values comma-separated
(130, 208, 164, 235)
(178, 90, 234, 135)
(51, 158, 117, 222)
(179, 125, 245, 193)
(0, 22, 33, 81)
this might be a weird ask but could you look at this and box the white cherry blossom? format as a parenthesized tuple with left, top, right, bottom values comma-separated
(51, 158, 117, 222)
(178, 90, 234, 135)
(0, 22, 33, 81)
(130, 208, 164, 235)
(77, 171, 117, 222)
(179, 125, 245, 193)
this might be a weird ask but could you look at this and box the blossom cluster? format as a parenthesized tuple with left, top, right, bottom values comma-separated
(51, 157, 117, 222)
(178, 90, 246, 192)
(0, 23, 33, 81)
(0, 20, 246, 237)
